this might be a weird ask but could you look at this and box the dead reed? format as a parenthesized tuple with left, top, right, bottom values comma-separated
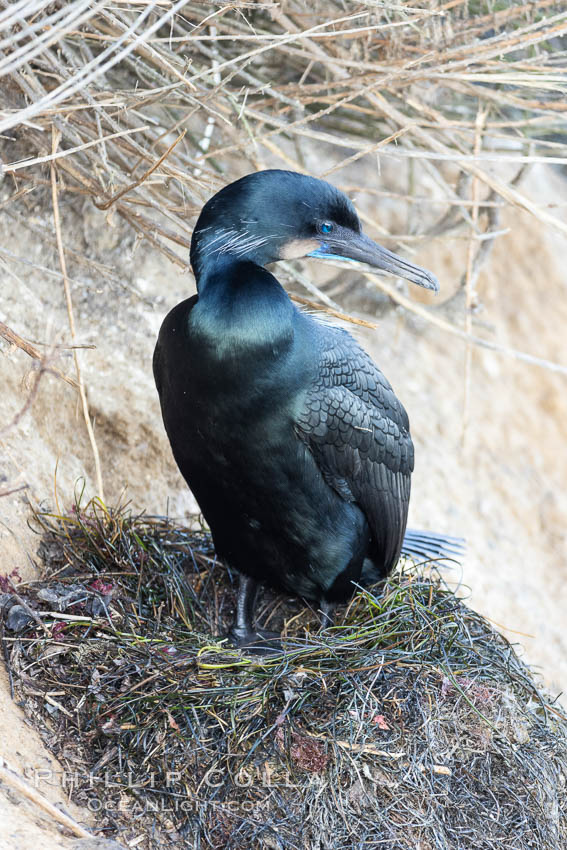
(2, 0, 567, 314)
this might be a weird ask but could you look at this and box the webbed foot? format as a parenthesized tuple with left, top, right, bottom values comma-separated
(228, 625, 282, 655)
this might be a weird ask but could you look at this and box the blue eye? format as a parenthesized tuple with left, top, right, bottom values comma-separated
(320, 222, 333, 234)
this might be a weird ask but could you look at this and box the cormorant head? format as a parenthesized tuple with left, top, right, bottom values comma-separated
(191, 170, 438, 293)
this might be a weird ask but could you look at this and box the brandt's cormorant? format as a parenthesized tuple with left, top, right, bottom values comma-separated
(153, 170, 461, 648)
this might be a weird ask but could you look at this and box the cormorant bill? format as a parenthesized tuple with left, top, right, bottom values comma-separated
(153, 170, 461, 650)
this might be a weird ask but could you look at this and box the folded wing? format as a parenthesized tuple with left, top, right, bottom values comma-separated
(296, 327, 414, 575)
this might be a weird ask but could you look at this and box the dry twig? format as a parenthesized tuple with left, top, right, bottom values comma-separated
(50, 128, 105, 502)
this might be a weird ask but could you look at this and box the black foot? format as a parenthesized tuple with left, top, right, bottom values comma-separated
(228, 626, 282, 655)
(319, 599, 335, 630)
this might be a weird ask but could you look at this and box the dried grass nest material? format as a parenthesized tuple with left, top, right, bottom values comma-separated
(1, 500, 566, 850)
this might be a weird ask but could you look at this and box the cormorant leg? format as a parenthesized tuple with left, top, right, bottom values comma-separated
(228, 574, 281, 653)
(319, 599, 336, 630)
(231, 574, 259, 640)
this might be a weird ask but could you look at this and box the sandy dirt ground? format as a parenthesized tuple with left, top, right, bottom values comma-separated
(1, 160, 566, 845)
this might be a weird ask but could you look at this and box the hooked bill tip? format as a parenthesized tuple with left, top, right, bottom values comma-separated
(419, 271, 440, 294)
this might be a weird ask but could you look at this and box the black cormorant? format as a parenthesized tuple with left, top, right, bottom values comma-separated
(153, 170, 460, 648)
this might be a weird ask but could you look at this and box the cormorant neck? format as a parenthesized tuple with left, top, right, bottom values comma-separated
(194, 252, 291, 306)
(190, 253, 295, 353)
(194, 252, 260, 294)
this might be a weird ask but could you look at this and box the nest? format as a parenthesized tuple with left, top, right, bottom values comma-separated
(2, 500, 566, 849)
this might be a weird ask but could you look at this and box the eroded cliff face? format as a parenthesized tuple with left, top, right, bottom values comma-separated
(0, 162, 566, 844)
(388, 164, 567, 699)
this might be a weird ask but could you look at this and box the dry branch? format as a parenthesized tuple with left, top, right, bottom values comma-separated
(0, 320, 79, 389)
